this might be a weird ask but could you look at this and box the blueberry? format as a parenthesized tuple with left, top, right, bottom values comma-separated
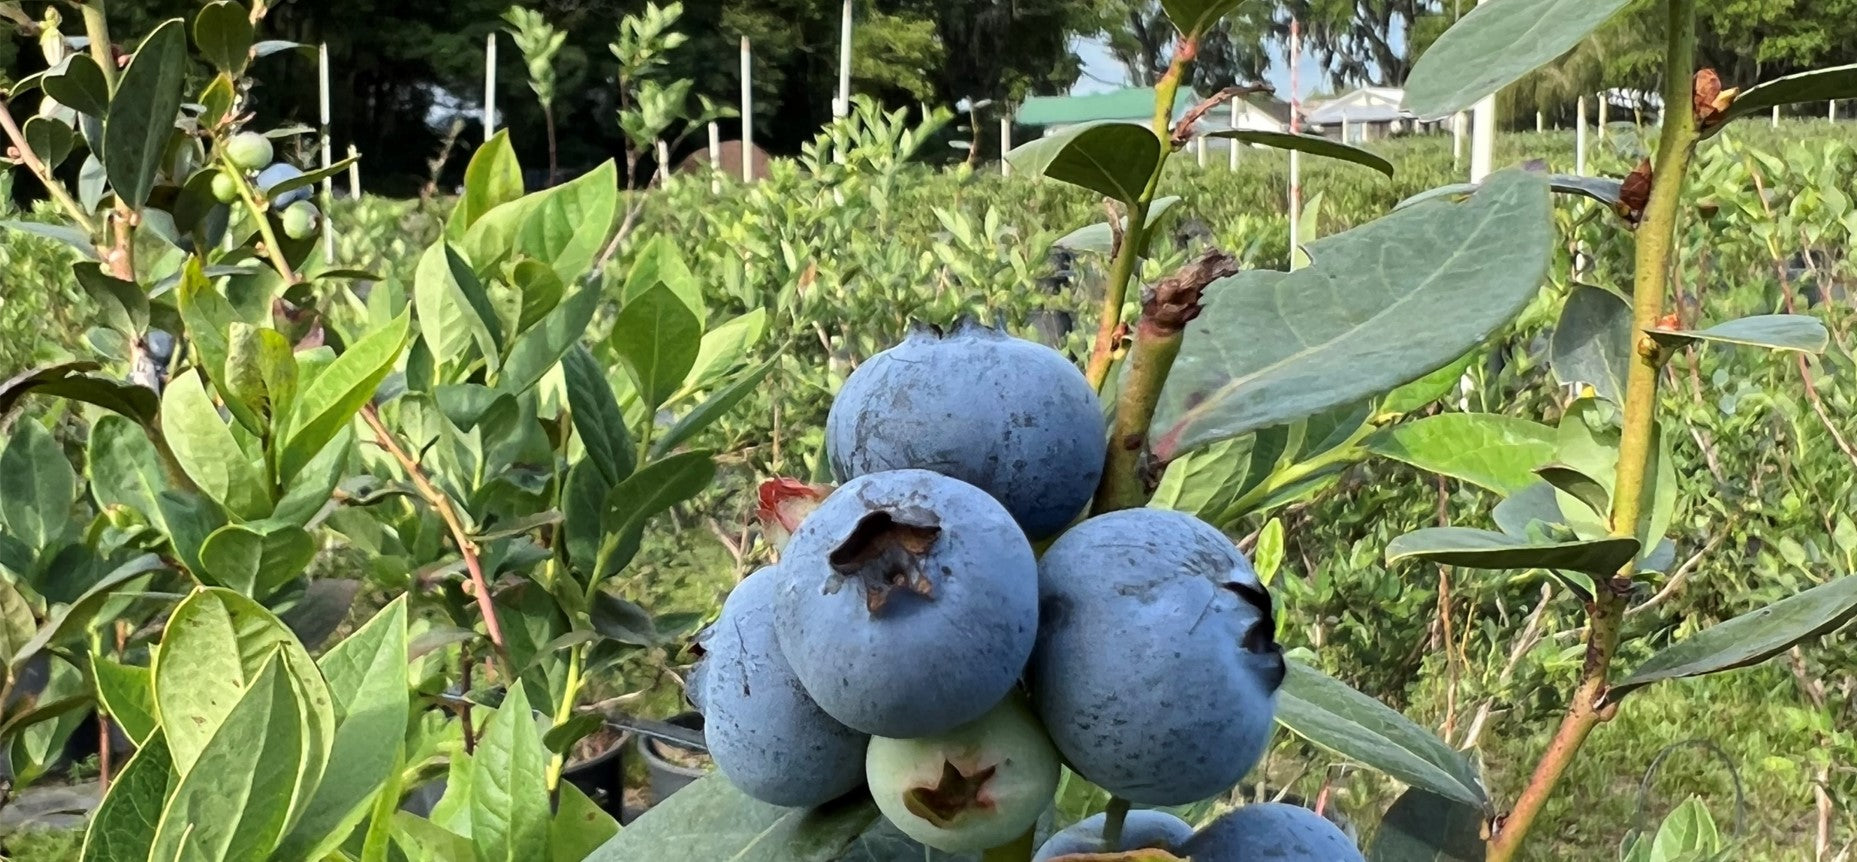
(224, 131, 273, 171)
(1031, 810, 1194, 861)
(825, 318, 1105, 540)
(1030, 507, 1284, 806)
(1179, 803, 1364, 861)
(689, 567, 868, 808)
(257, 163, 311, 207)
(866, 693, 1058, 853)
(281, 200, 320, 239)
(774, 469, 1039, 737)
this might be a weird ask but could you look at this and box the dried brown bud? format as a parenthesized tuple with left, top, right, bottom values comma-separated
(1692, 69, 1722, 120)
(1615, 159, 1653, 225)
(1142, 248, 1240, 334)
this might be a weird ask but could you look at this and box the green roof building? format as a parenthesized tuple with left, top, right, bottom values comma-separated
(1016, 87, 1203, 130)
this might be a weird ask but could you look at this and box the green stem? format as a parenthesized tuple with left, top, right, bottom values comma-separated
(218, 152, 300, 283)
(1487, 2, 1697, 859)
(1101, 796, 1132, 851)
(1081, 45, 1192, 391)
(544, 643, 585, 791)
(1095, 321, 1182, 511)
(81, 0, 117, 93)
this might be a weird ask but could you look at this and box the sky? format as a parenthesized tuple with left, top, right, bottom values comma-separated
(1071, 34, 1329, 101)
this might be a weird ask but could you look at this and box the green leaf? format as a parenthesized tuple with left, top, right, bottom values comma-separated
(391, 812, 475, 861)
(1053, 196, 1182, 254)
(589, 592, 657, 646)
(518, 160, 620, 286)
(194, 1, 254, 75)
(1205, 130, 1394, 177)
(148, 653, 306, 861)
(1404, 0, 1636, 118)
(469, 685, 552, 862)
(623, 233, 705, 319)
(449, 130, 525, 239)
(1551, 285, 1631, 405)
(550, 781, 620, 862)
(274, 597, 412, 862)
(1366, 788, 1487, 862)
(0, 220, 97, 257)
(1385, 527, 1640, 577)
(152, 587, 335, 817)
(498, 284, 599, 396)
(1379, 352, 1475, 416)
(73, 261, 150, 336)
(1363, 414, 1556, 496)
(0, 420, 77, 551)
(42, 54, 111, 116)
(564, 344, 635, 485)
(1606, 576, 1857, 706)
(1649, 797, 1721, 858)
(1275, 661, 1487, 809)
(104, 19, 189, 209)
(1646, 314, 1829, 354)
(0, 533, 30, 579)
(678, 308, 768, 397)
(415, 243, 504, 371)
(261, 157, 361, 200)
(511, 258, 566, 333)
(1711, 64, 1857, 135)
(23, 116, 75, 169)
(562, 460, 611, 579)
(593, 451, 715, 582)
(158, 489, 225, 576)
(93, 657, 158, 745)
(11, 554, 165, 672)
(278, 578, 362, 652)
(197, 521, 318, 598)
(161, 370, 271, 520)
(1159, 0, 1246, 38)
(653, 357, 775, 457)
(0, 579, 34, 666)
(80, 731, 175, 861)
(610, 283, 703, 411)
(1004, 122, 1164, 205)
(587, 773, 881, 862)
(1534, 464, 1609, 519)
(278, 310, 411, 482)
(225, 323, 299, 429)
(1153, 168, 1552, 458)
(272, 426, 352, 527)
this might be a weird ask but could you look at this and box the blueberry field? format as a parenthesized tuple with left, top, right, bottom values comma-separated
(2, 2, 1857, 861)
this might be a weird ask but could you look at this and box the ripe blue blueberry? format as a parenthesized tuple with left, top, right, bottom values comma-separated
(825, 318, 1105, 540)
(1031, 810, 1194, 861)
(1179, 803, 1364, 861)
(865, 693, 1059, 853)
(1030, 507, 1284, 806)
(687, 567, 869, 808)
(773, 469, 1039, 738)
(257, 163, 311, 207)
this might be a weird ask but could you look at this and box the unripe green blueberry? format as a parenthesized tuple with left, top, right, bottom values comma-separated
(210, 170, 241, 204)
(224, 131, 273, 171)
(281, 200, 320, 239)
(865, 694, 1059, 853)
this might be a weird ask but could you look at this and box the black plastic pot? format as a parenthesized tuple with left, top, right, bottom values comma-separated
(562, 727, 635, 823)
(637, 711, 709, 803)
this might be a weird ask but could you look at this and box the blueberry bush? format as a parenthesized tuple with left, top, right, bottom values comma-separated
(0, 0, 1854, 860)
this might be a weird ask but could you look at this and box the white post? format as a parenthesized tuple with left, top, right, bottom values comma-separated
(1575, 96, 1588, 176)
(318, 42, 334, 260)
(1470, 94, 1495, 182)
(835, 0, 853, 119)
(655, 139, 670, 186)
(1597, 95, 1608, 141)
(740, 38, 753, 183)
(1000, 114, 1013, 175)
(1196, 134, 1207, 167)
(484, 34, 497, 142)
(1831, 100, 1839, 122)
(1536, 110, 1544, 133)
(346, 144, 360, 198)
(1341, 116, 1350, 143)
(1288, 18, 1302, 267)
(1228, 100, 1240, 170)
(1773, 105, 1781, 127)
(1452, 111, 1465, 166)
(707, 121, 722, 193)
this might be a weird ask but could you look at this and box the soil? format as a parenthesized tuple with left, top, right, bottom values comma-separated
(648, 735, 712, 770)
(570, 725, 625, 764)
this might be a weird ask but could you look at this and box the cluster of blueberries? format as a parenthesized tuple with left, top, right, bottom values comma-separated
(688, 319, 1365, 860)
(213, 131, 321, 240)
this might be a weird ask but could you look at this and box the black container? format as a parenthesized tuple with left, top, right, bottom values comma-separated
(637, 711, 709, 804)
(561, 726, 635, 823)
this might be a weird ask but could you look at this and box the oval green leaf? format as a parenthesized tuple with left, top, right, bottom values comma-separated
(1363, 413, 1556, 497)
(1367, 787, 1488, 862)
(1386, 527, 1640, 577)
(1711, 64, 1857, 136)
(0, 420, 77, 552)
(1152, 168, 1552, 459)
(1646, 314, 1829, 354)
(1551, 285, 1631, 405)
(1404, 0, 1637, 119)
(587, 773, 881, 862)
(105, 19, 190, 209)
(194, 1, 254, 75)
(1276, 661, 1489, 809)
(161, 370, 271, 520)
(1206, 130, 1393, 177)
(1606, 575, 1857, 706)
(1005, 122, 1163, 206)
(611, 283, 703, 412)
